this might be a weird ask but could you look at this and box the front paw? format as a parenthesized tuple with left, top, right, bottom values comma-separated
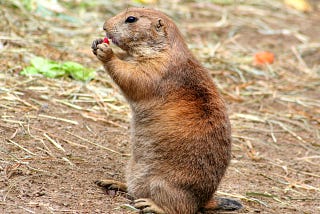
(96, 43, 114, 62)
(91, 38, 103, 55)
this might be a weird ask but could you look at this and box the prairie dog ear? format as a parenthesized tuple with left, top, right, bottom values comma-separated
(155, 18, 165, 32)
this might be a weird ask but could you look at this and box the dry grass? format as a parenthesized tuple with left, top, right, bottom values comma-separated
(0, 0, 319, 213)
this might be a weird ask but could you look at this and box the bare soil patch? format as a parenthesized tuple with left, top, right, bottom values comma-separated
(1, 1, 319, 213)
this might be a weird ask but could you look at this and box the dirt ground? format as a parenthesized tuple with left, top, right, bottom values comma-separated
(0, 1, 319, 213)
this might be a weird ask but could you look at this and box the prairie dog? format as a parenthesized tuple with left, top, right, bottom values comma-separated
(92, 7, 242, 214)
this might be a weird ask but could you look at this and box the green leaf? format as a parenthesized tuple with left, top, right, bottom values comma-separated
(41, 64, 65, 78)
(62, 61, 95, 81)
(30, 57, 65, 78)
(30, 57, 50, 70)
(20, 57, 95, 82)
(20, 67, 40, 76)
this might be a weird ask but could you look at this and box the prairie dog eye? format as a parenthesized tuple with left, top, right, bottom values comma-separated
(125, 16, 138, 23)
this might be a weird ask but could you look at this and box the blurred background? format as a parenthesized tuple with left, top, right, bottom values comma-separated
(0, 0, 319, 213)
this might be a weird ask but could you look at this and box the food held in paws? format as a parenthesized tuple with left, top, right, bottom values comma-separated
(103, 37, 110, 44)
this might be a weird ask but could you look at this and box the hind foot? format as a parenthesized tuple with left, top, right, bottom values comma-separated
(134, 198, 165, 214)
(95, 179, 127, 193)
(202, 197, 243, 211)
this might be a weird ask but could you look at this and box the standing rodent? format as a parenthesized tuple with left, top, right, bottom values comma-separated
(92, 7, 242, 214)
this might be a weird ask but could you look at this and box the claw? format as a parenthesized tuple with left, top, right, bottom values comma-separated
(133, 198, 165, 214)
(95, 179, 127, 193)
(91, 38, 103, 49)
(91, 38, 103, 55)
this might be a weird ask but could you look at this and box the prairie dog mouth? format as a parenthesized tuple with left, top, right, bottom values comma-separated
(105, 33, 119, 46)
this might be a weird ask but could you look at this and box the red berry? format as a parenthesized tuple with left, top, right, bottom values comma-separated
(103, 37, 109, 44)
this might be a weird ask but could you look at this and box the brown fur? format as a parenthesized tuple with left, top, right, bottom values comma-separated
(92, 8, 237, 214)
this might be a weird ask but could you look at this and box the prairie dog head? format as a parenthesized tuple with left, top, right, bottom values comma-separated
(103, 8, 188, 57)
